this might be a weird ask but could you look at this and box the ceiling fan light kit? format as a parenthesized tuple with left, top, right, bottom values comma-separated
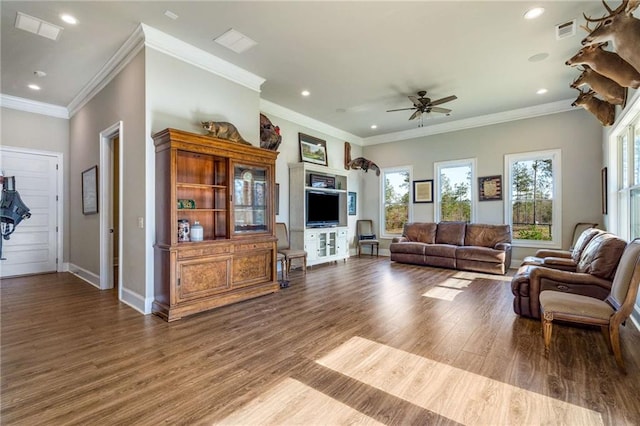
(387, 90, 457, 122)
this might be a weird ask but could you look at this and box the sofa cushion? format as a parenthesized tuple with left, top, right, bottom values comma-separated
(571, 228, 605, 262)
(389, 242, 425, 256)
(456, 246, 506, 264)
(435, 222, 466, 246)
(576, 233, 627, 280)
(464, 224, 511, 248)
(424, 244, 457, 258)
(403, 222, 437, 244)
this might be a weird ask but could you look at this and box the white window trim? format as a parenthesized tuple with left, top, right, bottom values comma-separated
(434, 158, 477, 223)
(380, 165, 413, 239)
(504, 149, 562, 248)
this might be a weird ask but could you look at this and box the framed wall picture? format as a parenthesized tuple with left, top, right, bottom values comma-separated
(413, 180, 433, 203)
(601, 167, 607, 215)
(275, 183, 280, 216)
(299, 133, 328, 166)
(348, 191, 357, 215)
(478, 175, 502, 201)
(82, 165, 99, 215)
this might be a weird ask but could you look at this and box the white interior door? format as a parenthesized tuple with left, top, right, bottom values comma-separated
(1, 148, 58, 277)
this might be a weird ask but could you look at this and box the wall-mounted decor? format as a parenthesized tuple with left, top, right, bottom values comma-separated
(348, 191, 357, 215)
(309, 173, 335, 189)
(601, 167, 608, 215)
(478, 175, 502, 201)
(82, 165, 98, 215)
(275, 183, 280, 215)
(299, 133, 328, 166)
(413, 180, 433, 203)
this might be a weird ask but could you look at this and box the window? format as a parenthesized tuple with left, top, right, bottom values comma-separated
(505, 150, 561, 247)
(435, 159, 476, 222)
(615, 111, 640, 240)
(381, 166, 412, 237)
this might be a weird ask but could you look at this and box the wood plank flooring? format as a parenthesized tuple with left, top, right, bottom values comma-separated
(2, 258, 639, 425)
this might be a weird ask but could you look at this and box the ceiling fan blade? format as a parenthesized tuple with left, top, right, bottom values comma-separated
(386, 107, 416, 112)
(429, 95, 457, 106)
(430, 107, 452, 114)
(409, 110, 422, 120)
(408, 96, 423, 108)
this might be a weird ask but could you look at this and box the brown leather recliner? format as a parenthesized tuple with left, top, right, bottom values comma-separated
(512, 232, 627, 319)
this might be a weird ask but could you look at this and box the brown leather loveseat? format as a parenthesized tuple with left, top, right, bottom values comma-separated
(390, 222, 512, 275)
(511, 231, 627, 319)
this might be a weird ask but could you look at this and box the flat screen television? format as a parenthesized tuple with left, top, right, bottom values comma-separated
(306, 190, 340, 227)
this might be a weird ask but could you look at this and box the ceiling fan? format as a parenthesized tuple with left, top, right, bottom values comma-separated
(387, 90, 457, 120)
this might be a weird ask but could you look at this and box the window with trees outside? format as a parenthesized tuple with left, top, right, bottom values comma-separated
(435, 159, 476, 222)
(381, 167, 412, 236)
(615, 111, 640, 240)
(505, 150, 561, 246)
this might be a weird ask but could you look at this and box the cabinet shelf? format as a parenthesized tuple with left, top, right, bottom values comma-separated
(177, 183, 226, 189)
(177, 208, 227, 212)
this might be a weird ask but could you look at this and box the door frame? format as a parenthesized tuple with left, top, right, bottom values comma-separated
(0, 145, 64, 273)
(99, 122, 123, 295)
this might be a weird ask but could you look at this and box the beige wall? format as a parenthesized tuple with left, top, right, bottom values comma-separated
(69, 50, 146, 298)
(0, 107, 70, 263)
(362, 109, 603, 263)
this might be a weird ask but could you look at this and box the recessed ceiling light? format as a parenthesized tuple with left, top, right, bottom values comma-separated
(524, 7, 545, 20)
(301, 90, 310, 97)
(34, 70, 47, 78)
(536, 88, 548, 95)
(528, 52, 549, 62)
(370, 125, 377, 129)
(28, 84, 41, 90)
(60, 14, 78, 25)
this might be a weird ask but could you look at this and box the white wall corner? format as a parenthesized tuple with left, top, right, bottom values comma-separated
(632, 304, 640, 332)
(68, 263, 100, 289)
(0, 94, 69, 119)
(260, 99, 363, 145)
(121, 286, 152, 315)
(141, 23, 265, 93)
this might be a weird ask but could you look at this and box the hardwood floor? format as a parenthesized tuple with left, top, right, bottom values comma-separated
(2, 258, 639, 425)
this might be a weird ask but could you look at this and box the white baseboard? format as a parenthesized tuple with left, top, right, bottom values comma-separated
(121, 286, 151, 315)
(61, 262, 70, 272)
(68, 263, 100, 288)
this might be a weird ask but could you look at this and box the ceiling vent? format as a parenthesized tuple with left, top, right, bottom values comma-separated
(15, 12, 63, 41)
(556, 20, 576, 40)
(214, 29, 257, 54)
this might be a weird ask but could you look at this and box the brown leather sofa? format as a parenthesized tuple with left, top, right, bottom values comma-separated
(389, 222, 512, 275)
(511, 231, 627, 319)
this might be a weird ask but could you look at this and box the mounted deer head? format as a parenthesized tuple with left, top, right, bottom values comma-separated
(570, 65, 627, 106)
(571, 89, 616, 126)
(566, 43, 640, 89)
(582, 0, 640, 73)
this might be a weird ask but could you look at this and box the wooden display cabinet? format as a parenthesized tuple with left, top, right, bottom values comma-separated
(153, 128, 279, 321)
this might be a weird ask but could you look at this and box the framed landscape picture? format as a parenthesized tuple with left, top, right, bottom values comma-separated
(299, 133, 328, 166)
(413, 180, 433, 203)
(348, 191, 357, 215)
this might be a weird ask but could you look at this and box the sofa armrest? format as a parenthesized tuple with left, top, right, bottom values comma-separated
(495, 242, 512, 270)
(392, 236, 408, 243)
(539, 257, 577, 271)
(534, 249, 572, 259)
(529, 267, 612, 291)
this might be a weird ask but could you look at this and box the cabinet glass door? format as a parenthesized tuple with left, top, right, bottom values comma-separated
(233, 164, 269, 233)
(328, 232, 337, 256)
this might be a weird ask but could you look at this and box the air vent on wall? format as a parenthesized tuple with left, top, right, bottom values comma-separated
(556, 19, 576, 40)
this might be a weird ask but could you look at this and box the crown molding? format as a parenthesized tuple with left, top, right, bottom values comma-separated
(67, 25, 145, 117)
(260, 99, 363, 145)
(363, 99, 576, 145)
(141, 24, 265, 93)
(0, 94, 69, 119)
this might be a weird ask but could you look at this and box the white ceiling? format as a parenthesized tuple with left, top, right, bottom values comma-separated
(1, 1, 608, 139)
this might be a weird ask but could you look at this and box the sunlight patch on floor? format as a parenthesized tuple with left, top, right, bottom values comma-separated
(423, 277, 470, 301)
(316, 336, 603, 426)
(215, 378, 383, 425)
(452, 270, 512, 282)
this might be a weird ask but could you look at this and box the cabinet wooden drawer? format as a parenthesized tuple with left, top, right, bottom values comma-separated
(234, 241, 273, 252)
(178, 245, 231, 259)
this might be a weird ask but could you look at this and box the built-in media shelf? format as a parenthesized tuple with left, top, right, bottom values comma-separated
(289, 162, 349, 266)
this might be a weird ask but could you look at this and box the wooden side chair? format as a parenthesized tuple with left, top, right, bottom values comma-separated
(356, 219, 379, 257)
(275, 222, 307, 274)
(539, 238, 640, 372)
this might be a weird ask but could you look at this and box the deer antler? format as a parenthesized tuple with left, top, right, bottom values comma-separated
(584, 0, 627, 21)
(580, 18, 595, 33)
(626, 0, 639, 13)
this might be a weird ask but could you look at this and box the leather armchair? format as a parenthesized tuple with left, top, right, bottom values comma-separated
(521, 227, 604, 272)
